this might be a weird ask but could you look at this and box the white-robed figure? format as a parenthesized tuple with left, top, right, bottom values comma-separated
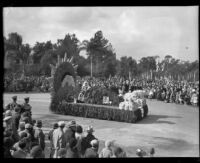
(119, 90, 147, 118)
(78, 81, 91, 102)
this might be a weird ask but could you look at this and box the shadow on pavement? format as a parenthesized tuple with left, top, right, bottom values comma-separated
(137, 115, 182, 125)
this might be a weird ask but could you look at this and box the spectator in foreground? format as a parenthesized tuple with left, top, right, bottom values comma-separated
(48, 123, 58, 158)
(84, 139, 99, 158)
(29, 145, 45, 158)
(81, 126, 97, 155)
(12, 139, 28, 158)
(63, 120, 76, 148)
(57, 148, 67, 158)
(99, 140, 113, 158)
(66, 138, 79, 158)
(34, 120, 45, 151)
(112, 146, 126, 158)
(52, 121, 66, 158)
(4, 137, 14, 158)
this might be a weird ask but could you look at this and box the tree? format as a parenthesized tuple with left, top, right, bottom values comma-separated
(55, 34, 80, 60)
(4, 32, 23, 64)
(32, 42, 46, 64)
(80, 30, 116, 77)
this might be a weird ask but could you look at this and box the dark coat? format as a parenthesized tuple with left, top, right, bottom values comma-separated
(81, 133, 96, 155)
(12, 112, 21, 131)
(34, 128, 45, 150)
(84, 147, 98, 158)
(66, 148, 79, 158)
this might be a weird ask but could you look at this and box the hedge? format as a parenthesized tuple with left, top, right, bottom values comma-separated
(52, 102, 148, 123)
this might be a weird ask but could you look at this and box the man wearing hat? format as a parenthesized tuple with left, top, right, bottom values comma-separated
(52, 121, 66, 158)
(48, 123, 58, 158)
(63, 120, 76, 147)
(23, 123, 35, 143)
(5, 96, 18, 111)
(81, 126, 97, 155)
(34, 120, 45, 151)
(21, 97, 32, 115)
(12, 106, 21, 132)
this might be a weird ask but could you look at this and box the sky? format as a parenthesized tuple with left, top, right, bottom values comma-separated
(3, 6, 199, 62)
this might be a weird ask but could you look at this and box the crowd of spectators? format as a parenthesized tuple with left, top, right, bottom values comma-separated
(4, 73, 51, 93)
(4, 73, 199, 107)
(77, 76, 199, 107)
(3, 95, 131, 158)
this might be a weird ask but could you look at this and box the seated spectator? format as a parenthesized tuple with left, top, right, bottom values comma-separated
(66, 138, 79, 158)
(99, 140, 113, 158)
(84, 139, 99, 158)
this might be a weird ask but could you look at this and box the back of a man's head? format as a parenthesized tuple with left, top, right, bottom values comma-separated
(18, 139, 27, 150)
(30, 145, 44, 158)
(19, 132, 28, 140)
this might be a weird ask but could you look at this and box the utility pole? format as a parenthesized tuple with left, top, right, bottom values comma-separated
(91, 54, 93, 78)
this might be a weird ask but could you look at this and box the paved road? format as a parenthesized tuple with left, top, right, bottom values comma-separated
(3, 93, 199, 157)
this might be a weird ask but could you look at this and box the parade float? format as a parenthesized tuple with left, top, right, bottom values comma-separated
(50, 54, 148, 123)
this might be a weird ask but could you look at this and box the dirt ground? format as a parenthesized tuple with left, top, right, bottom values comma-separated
(3, 93, 199, 157)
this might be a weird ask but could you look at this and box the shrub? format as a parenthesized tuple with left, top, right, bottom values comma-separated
(52, 102, 148, 123)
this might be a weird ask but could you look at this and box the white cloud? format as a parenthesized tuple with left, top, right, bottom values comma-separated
(3, 6, 199, 61)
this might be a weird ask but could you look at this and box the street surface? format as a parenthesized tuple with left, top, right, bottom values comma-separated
(3, 93, 199, 157)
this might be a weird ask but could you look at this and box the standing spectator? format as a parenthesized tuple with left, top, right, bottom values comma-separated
(4, 137, 14, 158)
(21, 97, 32, 116)
(4, 116, 13, 132)
(5, 96, 18, 111)
(48, 123, 58, 158)
(29, 145, 45, 158)
(81, 126, 97, 155)
(34, 120, 45, 151)
(99, 140, 113, 158)
(63, 120, 76, 148)
(84, 139, 99, 158)
(112, 146, 126, 158)
(52, 121, 66, 158)
(12, 132, 28, 151)
(66, 138, 79, 158)
(18, 122, 26, 135)
(12, 105, 21, 130)
(75, 125, 84, 157)
(57, 148, 67, 158)
(12, 139, 28, 158)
